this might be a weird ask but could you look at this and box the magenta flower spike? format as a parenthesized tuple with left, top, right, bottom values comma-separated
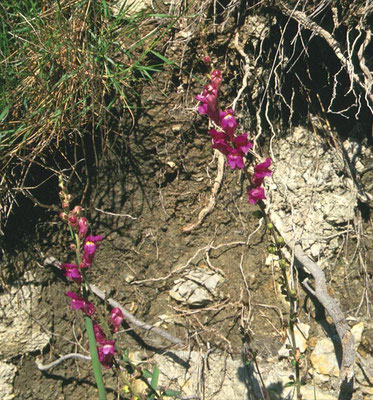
(65, 291, 95, 316)
(248, 186, 266, 204)
(62, 263, 82, 285)
(110, 307, 124, 332)
(98, 340, 115, 369)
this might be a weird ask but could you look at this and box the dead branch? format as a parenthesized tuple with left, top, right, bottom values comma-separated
(44, 257, 183, 346)
(89, 283, 183, 345)
(182, 151, 225, 233)
(36, 353, 91, 371)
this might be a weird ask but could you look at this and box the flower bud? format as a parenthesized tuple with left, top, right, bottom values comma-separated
(68, 215, 77, 227)
(203, 55, 211, 64)
(276, 237, 284, 245)
(72, 205, 82, 215)
(267, 222, 273, 229)
(59, 212, 68, 221)
(268, 246, 276, 254)
(78, 217, 89, 238)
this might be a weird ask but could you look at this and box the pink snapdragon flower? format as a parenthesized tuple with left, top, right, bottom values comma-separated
(252, 158, 272, 186)
(196, 78, 221, 125)
(62, 263, 82, 285)
(65, 291, 95, 316)
(82, 235, 103, 267)
(219, 109, 237, 136)
(93, 324, 107, 344)
(227, 149, 245, 170)
(97, 340, 115, 369)
(248, 186, 266, 204)
(232, 133, 253, 154)
(110, 308, 124, 332)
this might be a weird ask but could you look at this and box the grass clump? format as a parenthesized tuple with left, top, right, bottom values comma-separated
(0, 0, 179, 230)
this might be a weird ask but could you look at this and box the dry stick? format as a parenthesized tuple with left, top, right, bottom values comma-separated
(36, 353, 91, 371)
(89, 284, 183, 345)
(182, 151, 225, 233)
(279, 2, 373, 111)
(270, 214, 355, 388)
(44, 257, 183, 346)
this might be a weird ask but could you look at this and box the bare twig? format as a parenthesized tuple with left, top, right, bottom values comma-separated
(36, 353, 91, 371)
(44, 257, 183, 346)
(89, 284, 183, 345)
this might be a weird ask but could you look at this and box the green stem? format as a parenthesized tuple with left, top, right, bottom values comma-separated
(85, 316, 107, 400)
(257, 201, 301, 399)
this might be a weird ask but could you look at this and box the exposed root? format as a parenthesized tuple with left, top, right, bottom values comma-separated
(182, 151, 225, 233)
(278, 1, 373, 113)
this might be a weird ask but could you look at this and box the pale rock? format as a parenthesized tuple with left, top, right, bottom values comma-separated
(265, 253, 279, 266)
(310, 323, 365, 377)
(0, 362, 17, 400)
(0, 274, 50, 359)
(169, 267, 224, 307)
(268, 125, 359, 266)
(310, 338, 340, 376)
(311, 243, 322, 258)
(278, 322, 310, 358)
(113, 0, 151, 16)
(351, 322, 364, 349)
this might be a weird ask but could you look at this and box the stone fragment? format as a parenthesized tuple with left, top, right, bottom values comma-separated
(169, 267, 224, 307)
(310, 338, 339, 377)
(0, 362, 17, 400)
(0, 272, 50, 359)
(278, 322, 310, 358)
(310, 324, 364, 377)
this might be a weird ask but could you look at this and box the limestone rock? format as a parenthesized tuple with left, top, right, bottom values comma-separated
(310, 323, 364, 377)
(268, 126, 358, 268)
(310, 338, 340, 377)
(169, 267, 224, 307)
(278, 322, 310, 358)
(0, 362, 17, 400)
(0, 272, 50, 359)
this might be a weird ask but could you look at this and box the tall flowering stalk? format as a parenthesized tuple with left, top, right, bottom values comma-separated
(196, 69, 303, 397)
(195, 68, 272, 202)
(58, 177, 124, 399)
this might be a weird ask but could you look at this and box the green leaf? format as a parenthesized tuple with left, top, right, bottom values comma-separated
(163, 389, 182, 397)
(122, 349, 129, 362)
(150, 50, 174, 65)
(150, 364, 160, 390)
(142, 369, 153, 379)
(0, 106, 9, 122)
